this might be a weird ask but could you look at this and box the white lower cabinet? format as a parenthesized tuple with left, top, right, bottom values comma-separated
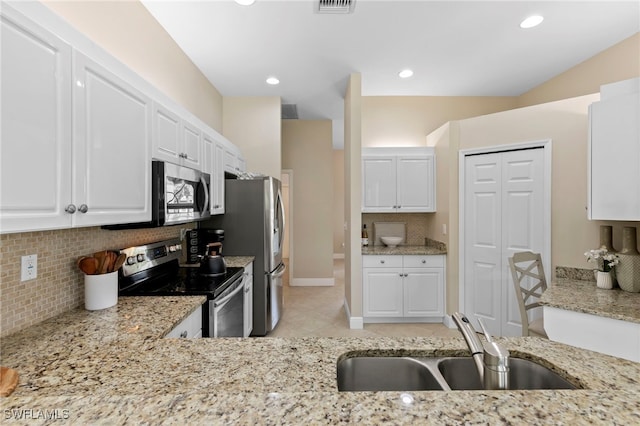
(363, 255, 445, 322)
(544, 306, 640, 363)
(165, 305, 203, 339)
(243, 263, 254, 337)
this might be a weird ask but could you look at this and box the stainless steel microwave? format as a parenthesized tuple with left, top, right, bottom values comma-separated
(104, 161, 210, 229)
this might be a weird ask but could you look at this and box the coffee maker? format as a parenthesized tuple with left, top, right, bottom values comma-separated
(184, 228, 225, 264)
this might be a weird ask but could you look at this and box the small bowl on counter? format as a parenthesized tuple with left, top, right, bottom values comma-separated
(380, 236, 403, 247)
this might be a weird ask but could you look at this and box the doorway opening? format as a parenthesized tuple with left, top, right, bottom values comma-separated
(281, 169, 293, 286)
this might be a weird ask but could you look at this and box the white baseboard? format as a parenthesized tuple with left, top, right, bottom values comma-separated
(343, 298, 363, 329)
(333, 253, 345, 259)
(291, 278, 334, 287)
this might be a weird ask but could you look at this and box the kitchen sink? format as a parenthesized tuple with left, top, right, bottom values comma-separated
(337, 355, 579, 392)
(336, 357, 445, 391)
(436, 357, 578, 390)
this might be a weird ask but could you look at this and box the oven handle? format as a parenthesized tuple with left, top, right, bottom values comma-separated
(213, 280, 244, 308)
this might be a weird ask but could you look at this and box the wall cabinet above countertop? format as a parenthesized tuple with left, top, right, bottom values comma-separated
(0, 3, 246, 233)
(362, 147, 436, 213)
(588, 77, 640, 221)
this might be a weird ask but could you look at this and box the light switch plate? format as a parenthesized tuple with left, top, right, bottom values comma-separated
(21, 254, 37, 281)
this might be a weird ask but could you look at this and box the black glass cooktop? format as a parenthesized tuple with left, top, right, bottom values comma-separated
(119, 265, 243, 299)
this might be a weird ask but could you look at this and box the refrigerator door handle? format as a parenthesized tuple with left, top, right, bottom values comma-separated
(270, 262, 287, 279)
(276, 188, 285, 250)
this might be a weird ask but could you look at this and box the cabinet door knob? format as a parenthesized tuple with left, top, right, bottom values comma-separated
(180, 331, 188, 338)
(380, 260, 385, 264)
(422, 259, 426, 264)
(78, 204, 89, 213)
(65, 204, 76, 214)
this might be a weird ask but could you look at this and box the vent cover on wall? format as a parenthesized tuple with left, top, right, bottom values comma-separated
(317, 0, 356, 14)
(282, 104, 299, 119)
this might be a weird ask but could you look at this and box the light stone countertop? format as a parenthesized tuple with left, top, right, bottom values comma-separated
(2, 296, 640, 424)
(362, 245, 447, 256)
(541, 279, 640, 324)
(223, 256, 255, 268)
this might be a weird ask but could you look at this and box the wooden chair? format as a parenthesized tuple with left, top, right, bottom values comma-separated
(508, 251, 548, 338)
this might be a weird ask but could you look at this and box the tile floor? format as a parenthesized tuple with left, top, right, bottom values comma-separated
(267, 259, 459, 338)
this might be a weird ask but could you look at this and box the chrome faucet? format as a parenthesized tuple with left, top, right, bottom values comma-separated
(452, 312, 510, 390)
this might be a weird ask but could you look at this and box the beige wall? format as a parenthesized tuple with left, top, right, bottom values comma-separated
(518, 32, 640, 108)
(344, 73, 363, 317)
(223, 97, 282, 178)
(333, 150, 345, 256)
(281, 120, 334, 283)
(362, 96, 518, 147)
(434, 94, 640, 314)
(44, 0, 223, 132)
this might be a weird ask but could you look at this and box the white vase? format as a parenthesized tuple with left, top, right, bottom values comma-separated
(596, 271, 614, 290)
(84, 271, 118, 310)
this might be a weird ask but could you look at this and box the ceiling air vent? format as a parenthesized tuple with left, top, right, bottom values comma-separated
(282, 104, 299, 120)
(317, 0, 356, 14)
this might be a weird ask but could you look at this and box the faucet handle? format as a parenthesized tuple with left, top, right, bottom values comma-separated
(476, 317, 510, 368)
(476, 317, 494, 343)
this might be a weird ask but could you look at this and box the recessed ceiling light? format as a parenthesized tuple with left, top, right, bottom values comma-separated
(235, 0, 256, 5)
(266, 77, 280, 85)
(520, 15, 544, 29)
(398, 69, 414, 79)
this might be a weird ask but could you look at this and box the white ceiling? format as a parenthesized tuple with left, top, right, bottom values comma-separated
(141, 0, 640, 148)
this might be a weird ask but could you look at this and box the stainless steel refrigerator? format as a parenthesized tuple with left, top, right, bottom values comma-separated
(204, 176, 285, 336)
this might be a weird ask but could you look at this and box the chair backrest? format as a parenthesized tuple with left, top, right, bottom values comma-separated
(508, 251, 548, 336)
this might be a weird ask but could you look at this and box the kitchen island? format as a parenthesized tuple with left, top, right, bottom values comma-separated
(541, 278, 640, 362)
(2, 296, 640, 424)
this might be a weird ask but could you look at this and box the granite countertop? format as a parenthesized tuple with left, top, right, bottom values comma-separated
(362, 245, 447, 255)
(541, 279, 640, 324)
(223, 255, 255, 268)
(2, 297, 640, 424)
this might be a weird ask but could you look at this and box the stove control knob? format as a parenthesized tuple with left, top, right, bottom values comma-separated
(169, 245, 177, 253)
(136, 254, 145, 262)
(174, 244, 182, 252)
(126, 256, 136, 266)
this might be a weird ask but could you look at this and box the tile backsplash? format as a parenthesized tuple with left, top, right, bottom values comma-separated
(0, 225, 190, 337)
(362, 213, 433, 246)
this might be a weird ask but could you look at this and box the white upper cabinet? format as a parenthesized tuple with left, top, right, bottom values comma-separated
(1, 3, 245, 233)
(152, 102, 202, 170)
(589, 78, 640, 221)
(362, 147, 435, 213)
(73, 53, 152, 227)
(212, 140, 226, 214)
(1, 8, 73, 233)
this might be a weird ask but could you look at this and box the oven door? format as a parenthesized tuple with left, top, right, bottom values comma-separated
(210, 277, 244, 337)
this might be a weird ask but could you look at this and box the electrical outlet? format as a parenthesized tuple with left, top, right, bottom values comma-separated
(21, 254, 37, 281)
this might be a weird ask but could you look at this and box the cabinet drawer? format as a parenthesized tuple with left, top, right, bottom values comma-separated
(362, 255, 403, 268)
(403, 255, 444, 268)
